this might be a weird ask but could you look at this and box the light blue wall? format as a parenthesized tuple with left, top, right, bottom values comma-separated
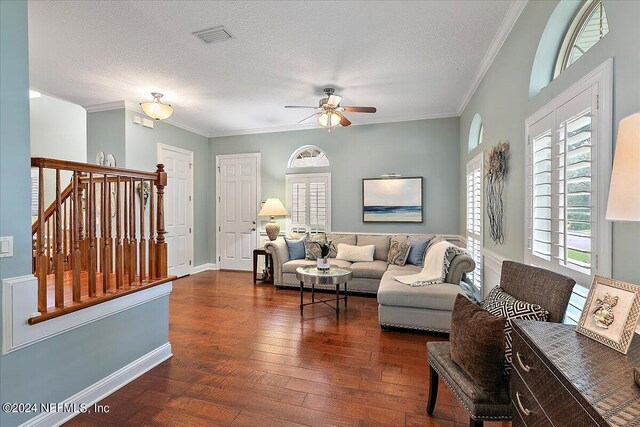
(124, 109, 210, 266)
(0, 0, 32, 280)
(460, 0, 640, 283)
(0, 4, 170, 425)
(209, 118, 460, 260)
(87, 109, 126, 165)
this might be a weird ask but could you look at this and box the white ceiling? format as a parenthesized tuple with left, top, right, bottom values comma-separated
(28, 1, 523, 137)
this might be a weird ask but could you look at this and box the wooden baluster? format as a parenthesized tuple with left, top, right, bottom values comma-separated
(129, 178, 137, 285)
(139, 180, 146, 282)
(155, 164, 168, 278)
(102, 175, 112, 292)
(78, 178, 87, 270)
(36, 166, 47, 313)
(54, 170, 64, 307)
(148, 181, 156, 280)
(46, 219, 51, 274)
(88, 173, 97, 297)
(72, 172, 81, 302)
(63, 197, 68, 270)
(123, 180, 130, 278)
(115, 177, 124, 289)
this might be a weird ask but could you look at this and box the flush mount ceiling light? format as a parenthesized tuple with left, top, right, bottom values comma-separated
(140, 92, 173, 121)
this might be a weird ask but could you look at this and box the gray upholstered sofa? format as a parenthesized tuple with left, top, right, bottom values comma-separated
(264, 232, 475, 332)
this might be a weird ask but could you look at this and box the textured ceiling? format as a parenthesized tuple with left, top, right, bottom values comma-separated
(28, 0, 515, 137)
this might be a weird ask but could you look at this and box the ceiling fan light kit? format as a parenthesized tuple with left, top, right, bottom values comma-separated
(285, 87, 376, 131)
(140, 92, 174, 121)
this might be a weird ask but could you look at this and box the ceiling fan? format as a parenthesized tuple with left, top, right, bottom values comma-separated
(285, 88, 376, 130)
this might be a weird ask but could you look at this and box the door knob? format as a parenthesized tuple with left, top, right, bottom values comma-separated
(251, 227, 256, 231)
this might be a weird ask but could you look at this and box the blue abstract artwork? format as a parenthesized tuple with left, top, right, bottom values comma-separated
(362, 177, 423, 223)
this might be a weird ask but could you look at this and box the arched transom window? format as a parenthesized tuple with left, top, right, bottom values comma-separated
(468, 114, 483, 152)
(288, 145, 330, 168)
(555, 0, 609, 78)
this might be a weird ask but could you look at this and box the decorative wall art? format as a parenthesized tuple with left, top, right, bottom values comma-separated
(576, 276, 640, 354)
(486, 141, 509, 244)
(95, 152, 117, 218)
(362, 177, 423, 223)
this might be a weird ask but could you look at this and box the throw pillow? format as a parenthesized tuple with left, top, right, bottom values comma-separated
(406, 238, 430, 266)
(285, 235, 307, 260)
(483, 286, 549, 374)
(335, 243, 375, 262)
(387, 240, 411, 266)
(450, 294, 507, 393)
(304, 233, 326, 260)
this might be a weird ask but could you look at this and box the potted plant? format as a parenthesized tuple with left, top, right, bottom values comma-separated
(311, 239, 336, 270)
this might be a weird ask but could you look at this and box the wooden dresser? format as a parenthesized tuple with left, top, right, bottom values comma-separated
(511, 320, 640, 426)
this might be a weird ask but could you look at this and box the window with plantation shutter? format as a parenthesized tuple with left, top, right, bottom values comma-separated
(286, 173, 331, 235)
(525, 62, 612, 287)
(466, 153, 483, 292)
(31, 168, 39, 216)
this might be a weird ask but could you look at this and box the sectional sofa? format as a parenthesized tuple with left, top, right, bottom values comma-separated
(264, 232, 475, 332)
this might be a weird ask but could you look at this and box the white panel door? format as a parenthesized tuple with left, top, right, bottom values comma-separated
(218, 155, 258, 270)
(158, 144, 193, 278)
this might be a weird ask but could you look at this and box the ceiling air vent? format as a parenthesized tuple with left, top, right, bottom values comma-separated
(193, 26, 233, 45)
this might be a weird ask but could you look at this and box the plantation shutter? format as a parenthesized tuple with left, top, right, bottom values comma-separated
(286, 173, 331, 235)
(31, 168, 39, 216)
(525, 83, 606, 286)
(466, 153, 483, 291)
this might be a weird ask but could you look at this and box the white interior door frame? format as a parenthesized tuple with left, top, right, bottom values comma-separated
(215, 153, 261, 269)
(157, 143, 195, 276)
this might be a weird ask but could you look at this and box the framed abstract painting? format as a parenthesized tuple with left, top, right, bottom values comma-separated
(362, 177, 423, 223)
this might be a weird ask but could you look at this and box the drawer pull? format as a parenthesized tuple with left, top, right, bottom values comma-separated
(515, 392, 532, 416)
(516, 351, 531, 372)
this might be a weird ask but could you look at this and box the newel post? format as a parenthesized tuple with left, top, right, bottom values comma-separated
(155, 164, 168, 278)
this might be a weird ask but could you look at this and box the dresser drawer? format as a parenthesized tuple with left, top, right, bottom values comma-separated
(511, 370, 552, 426)
(512, 328, 597, 426)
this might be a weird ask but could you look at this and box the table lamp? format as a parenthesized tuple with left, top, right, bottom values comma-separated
(258, 198, 290, 241)
(605, 112, 640, 387)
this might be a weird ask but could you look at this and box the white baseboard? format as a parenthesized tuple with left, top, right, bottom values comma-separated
(2, 277, 172, 355)
(193, 263, 218, 274)
(19, 342, 172, 427)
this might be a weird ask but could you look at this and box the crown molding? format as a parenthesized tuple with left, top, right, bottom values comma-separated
(84, 100, 210, 137)
(207, 111, 460, 139)
(456, 0, 528, 115)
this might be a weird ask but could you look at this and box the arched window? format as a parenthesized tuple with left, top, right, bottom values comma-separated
(554, 0, 609, 78)
(468, 114, 483, 152)
(287, 145, 330, 168)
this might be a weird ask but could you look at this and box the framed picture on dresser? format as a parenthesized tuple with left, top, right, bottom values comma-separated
(576, 276, 640, 354)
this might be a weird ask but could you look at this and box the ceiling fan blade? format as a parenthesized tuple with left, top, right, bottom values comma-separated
(342, 106, 377, 113)
(285, 105, 319, 109)
(298, 112, 320, 123)
(335, 111, 351, 127)
(326, 95, 342, 108)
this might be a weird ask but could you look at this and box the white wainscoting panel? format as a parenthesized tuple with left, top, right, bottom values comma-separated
(2, 276, 172, 354)
(482, 248, 507, 299)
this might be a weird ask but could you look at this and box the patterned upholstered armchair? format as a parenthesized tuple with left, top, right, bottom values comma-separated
(426, 261, 575, 427)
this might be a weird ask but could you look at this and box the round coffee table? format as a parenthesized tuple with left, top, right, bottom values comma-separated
(295, 266, 353, 318)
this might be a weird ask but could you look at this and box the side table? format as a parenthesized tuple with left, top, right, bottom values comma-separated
(252, 248, 273, 284)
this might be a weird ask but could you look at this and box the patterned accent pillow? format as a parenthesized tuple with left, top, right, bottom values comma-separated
(304, 233, 326, 260)
(483, 286, 549, 375)
(387, 240, 411, 266)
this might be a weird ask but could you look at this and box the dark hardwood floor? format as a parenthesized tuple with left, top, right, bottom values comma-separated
(67, 271, 511, 427)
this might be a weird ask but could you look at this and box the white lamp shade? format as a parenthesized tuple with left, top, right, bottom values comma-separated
(606, 113, 640, 221)
(318, 112, 340, 127)
(258, 198, 290, 217)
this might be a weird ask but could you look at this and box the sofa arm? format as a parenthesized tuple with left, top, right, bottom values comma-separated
(264, 238, 289, 285)
(445, 254, 475, 286)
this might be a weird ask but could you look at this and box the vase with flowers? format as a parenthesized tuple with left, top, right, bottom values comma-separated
(311, 239, 336, 270)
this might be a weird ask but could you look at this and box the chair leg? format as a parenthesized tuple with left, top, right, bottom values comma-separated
(427, 364, 438, 415)
(469, 418, 483, 427)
